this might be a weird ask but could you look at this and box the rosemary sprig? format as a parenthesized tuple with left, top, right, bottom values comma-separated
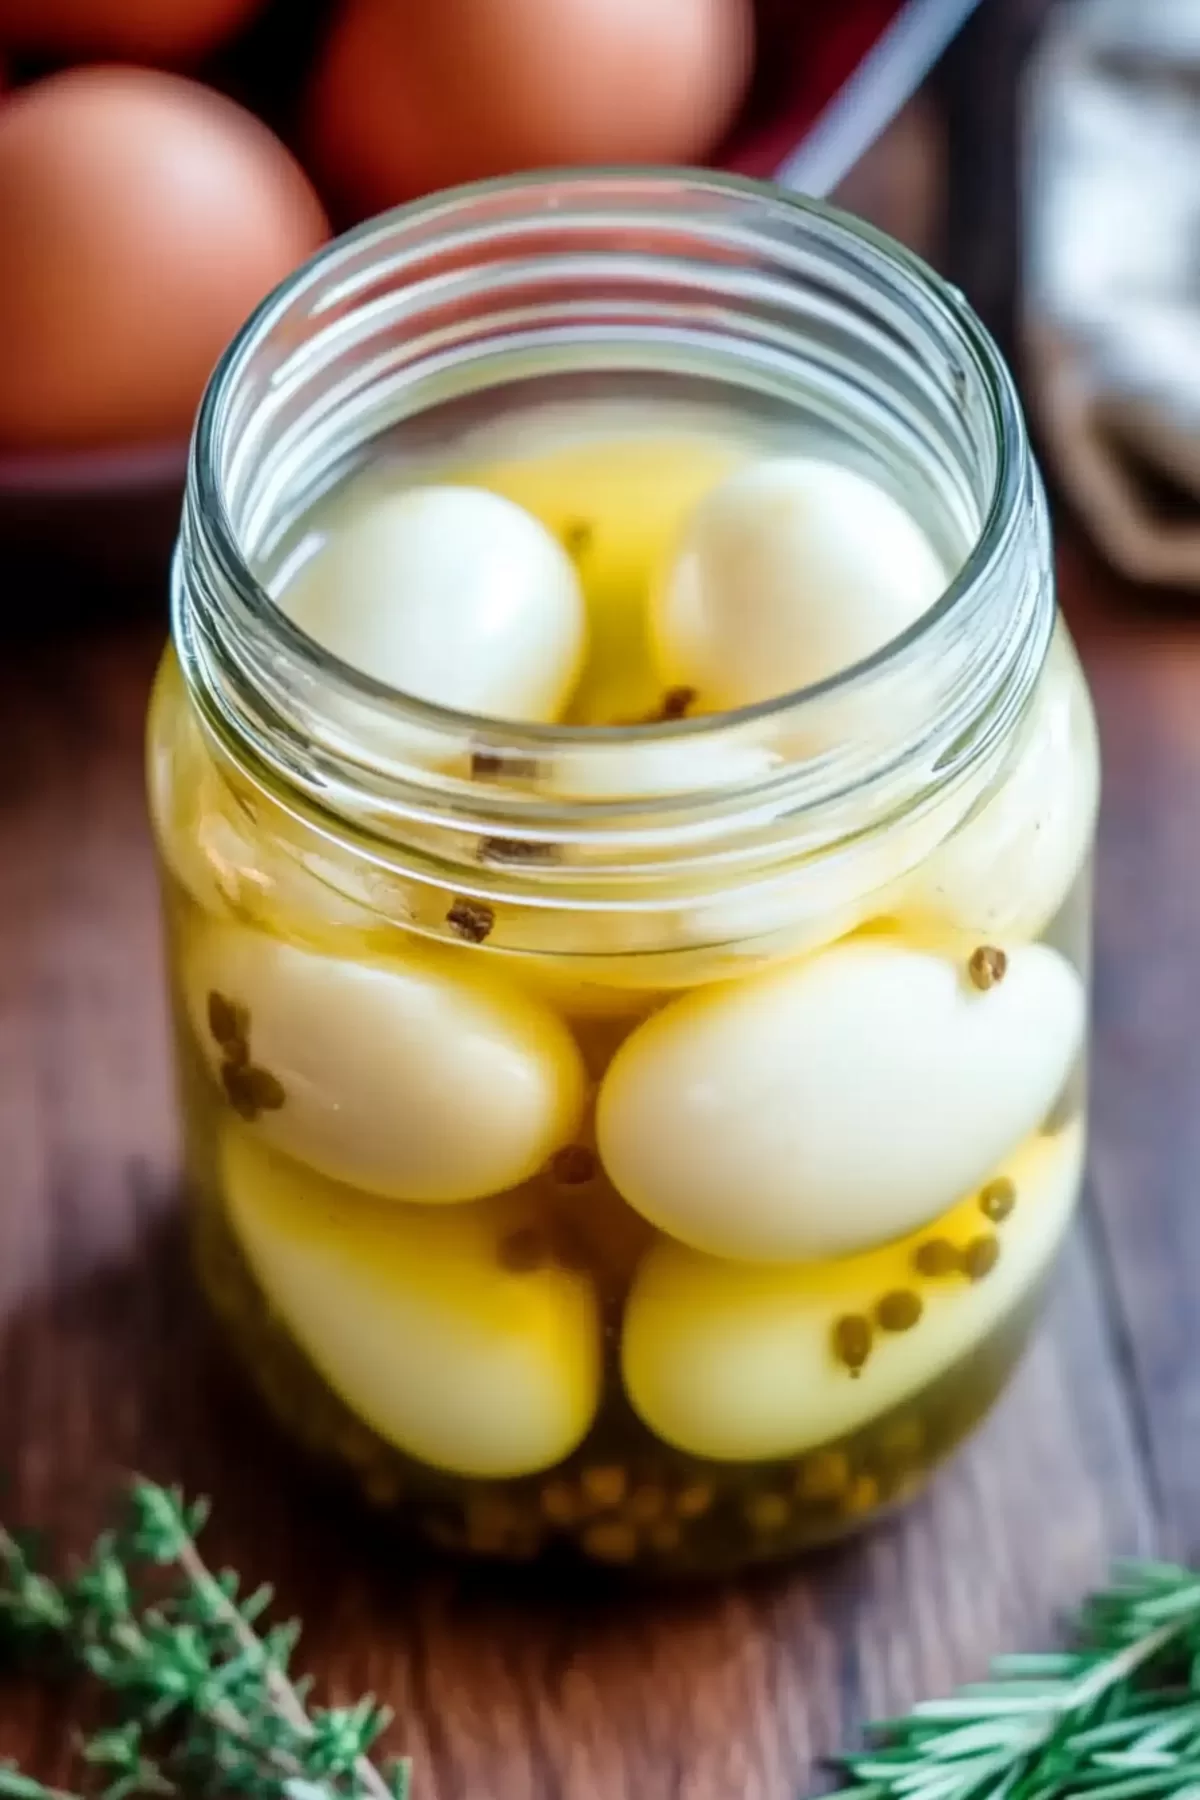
(836, 1561, 1200, 1800)
(0, 1483, 410, 1800)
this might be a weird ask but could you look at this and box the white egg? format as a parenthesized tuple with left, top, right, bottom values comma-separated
(545, 733, 778, 801)
(181, 778, 404, 938)
(899, 630, 1100, 944)
(671, 880, 864, 961)
(280, 485, 587, 722)
(183, 923, 587, 1203)
(653, 457, 948, 711)
(149, 650, 411, 935)
(596, 934, 1084, 1261)
(489, 885, 853, 1019)
(667, 805, 963, 963)
(222, 1128, 602, 1478)
(622, 1121, 1083, 1462)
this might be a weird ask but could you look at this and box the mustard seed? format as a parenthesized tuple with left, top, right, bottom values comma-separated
(657, 686, 696, 721)
(832, 1313, 873, 1375)
(207, 989, 249, 1056)
(478, 835, 559, 865)
(795, 1449, 850, 1503)
(968, 944, 1008, 990)
(842, 1474, 881, 1517)
(562, 520, 593, 560)
(876, 1289, 924, 1333)
(979, 1176, 1016, 1223)
(550, 1144, 598, 1187)
(581, 1521, 638, 1563)
(470, 749, 539, 780)
(446, 897, 494, 943)
(581, 1465, 627, 1510)
(962, 1233, 1001, 1281)
(913, 1238, 960, 1278)
(745, 1492, 790, 1534)
(222, 1061, 285, 1121)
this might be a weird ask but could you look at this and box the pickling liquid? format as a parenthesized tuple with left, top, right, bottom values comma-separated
(150, 392, 1097, 1574)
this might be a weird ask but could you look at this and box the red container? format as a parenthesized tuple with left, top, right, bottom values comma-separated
(0, 0, 979, 610)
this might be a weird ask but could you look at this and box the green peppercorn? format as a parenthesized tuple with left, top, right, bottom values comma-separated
(832, 1314, 873, 1375)
(876, 1289, 924, 1333)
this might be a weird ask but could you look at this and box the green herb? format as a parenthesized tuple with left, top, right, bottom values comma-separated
(836, 1560, 1200, 1800)
(0, 1482, 409, 1800)
(8, 1487, 1200, 1800)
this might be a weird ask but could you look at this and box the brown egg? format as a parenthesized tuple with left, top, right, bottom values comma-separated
(0, 0, 264, 59)
(307, 0, 755, 218)
(0, 68, 329, 452)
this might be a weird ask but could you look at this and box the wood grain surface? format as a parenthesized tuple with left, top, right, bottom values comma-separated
(0, 526, 1190, 1799)
(0, 14, 1189, 1784)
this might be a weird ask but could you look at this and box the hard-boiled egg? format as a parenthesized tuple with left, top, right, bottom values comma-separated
(545, 733, 778, 802)
(183, 923, 587, 1203)
(460, 420, 747, 726)
(596, 934, 1084, 1261)
(307, 0, 753, 217)
(0, 68, 328, 451)
(622, 1121, 1083, 1462)
(898, 629, 1100, 945)
(0, 0, 262, 58)
(148, 651, 408, 938)
(223, 1127, 602, 1478)
(653, 457, 949, 712)
(280, 487, 587, 723)
(663, 790, 974, 965)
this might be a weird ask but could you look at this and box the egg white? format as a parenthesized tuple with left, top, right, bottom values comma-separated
(597, 933, 1085, 1261)
(621, 1122, 1083, 1461)
(223, 1127, 602, 1478)
(279, 484, 587, 723)
(898, 628, 1100, 944)
(183, 921, 587, 1203)
(653, 456, 948, 712)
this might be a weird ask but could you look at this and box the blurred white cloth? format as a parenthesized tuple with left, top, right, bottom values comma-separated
(1023, 0, 1200, 584)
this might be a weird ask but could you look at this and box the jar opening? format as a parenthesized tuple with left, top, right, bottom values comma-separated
(175, 169, 1052, 899)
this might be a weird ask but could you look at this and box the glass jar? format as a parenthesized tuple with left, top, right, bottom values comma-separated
(148, 170, 1098, 1575)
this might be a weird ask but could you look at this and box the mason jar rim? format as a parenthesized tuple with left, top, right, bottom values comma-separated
(172, 162, 1054, 925)
(185, 165, 1029, 747)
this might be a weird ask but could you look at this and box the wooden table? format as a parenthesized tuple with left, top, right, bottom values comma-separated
(0, 524, 1195, 1799)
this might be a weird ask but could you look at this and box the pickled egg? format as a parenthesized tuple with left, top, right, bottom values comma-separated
(899, 631, 1100, 944)
(0, 69, 328, 451)
(653, 457, 948, 712)
(546, 733, 779, 802)
(281, 487, 587, 723)
(148, 653, 400, 936)
(223, 1128, 602, 1477)
(664, 794, 974, 965)
(183, 924, 587, 1203)
(461, 420, 747, 726)
(622, 1121, 1084, 1462)
(596, 935, 1084, 1261)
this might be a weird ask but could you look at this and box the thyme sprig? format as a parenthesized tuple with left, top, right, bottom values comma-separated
(0, 1483, 409, 1800)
